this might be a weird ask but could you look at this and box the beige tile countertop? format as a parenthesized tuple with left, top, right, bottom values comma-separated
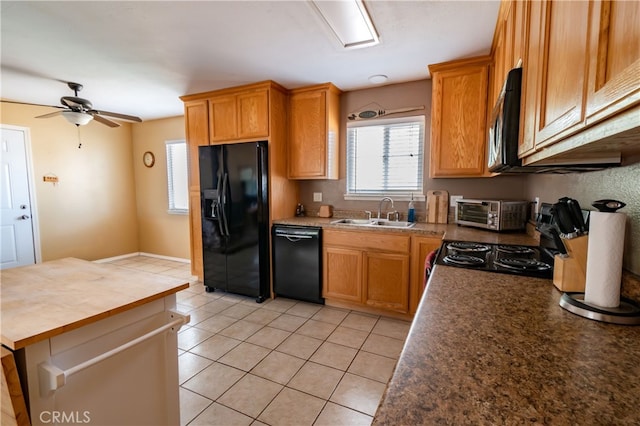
(373, 265, 640, 425)
(1, 258, 189, 350)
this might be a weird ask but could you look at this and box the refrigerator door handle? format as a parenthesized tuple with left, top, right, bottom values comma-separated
(220, 172, 230, 236)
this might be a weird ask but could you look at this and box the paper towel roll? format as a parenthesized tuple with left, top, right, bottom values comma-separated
(584, 211, 626, 308)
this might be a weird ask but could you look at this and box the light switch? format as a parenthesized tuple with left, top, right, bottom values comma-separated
(313, 192, 323, 202)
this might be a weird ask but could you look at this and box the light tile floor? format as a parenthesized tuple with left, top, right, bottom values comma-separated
(107, 255, 410, 426)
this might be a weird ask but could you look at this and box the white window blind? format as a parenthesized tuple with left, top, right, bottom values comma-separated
(166, 140, 188, 214)
(346, 116, 424, 197)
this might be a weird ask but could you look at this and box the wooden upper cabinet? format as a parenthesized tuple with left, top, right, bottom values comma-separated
(519, 0, 544, 156)
(184, 99, 209, 188)
(533, 0, 590, 147)
(237, 89, 269, 138)
(209, 89, 269, 143)
(585, 0, 640, 125)
(288, 83, 341, 179)
(429, 56, 491, 178)
(491, 24, 506, 108)
(209, 95, 238, 142)
(490, 1, 526, 110)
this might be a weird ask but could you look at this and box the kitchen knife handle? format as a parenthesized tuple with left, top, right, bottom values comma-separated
(566, 199, 586, 234)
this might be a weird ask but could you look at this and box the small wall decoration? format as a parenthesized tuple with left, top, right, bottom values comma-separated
(143, 151, 155, 168)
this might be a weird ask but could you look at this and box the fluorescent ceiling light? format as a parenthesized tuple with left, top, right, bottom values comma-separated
(62, 111, 93, 126)
(310, 0, 380, 49)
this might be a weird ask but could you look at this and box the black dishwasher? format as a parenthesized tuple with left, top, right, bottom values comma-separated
(272, 225, 323, 304)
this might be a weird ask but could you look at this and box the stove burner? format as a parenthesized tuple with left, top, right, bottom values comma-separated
(446, 242, 491, 253)
(443, 254, 486, 267)
(496, 245, 535, 256)
(494, 257, 551, 272)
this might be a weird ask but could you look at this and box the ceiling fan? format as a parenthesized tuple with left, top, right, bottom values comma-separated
(26, 82, 142, 127)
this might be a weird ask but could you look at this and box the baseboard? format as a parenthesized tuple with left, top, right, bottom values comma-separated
(94, 252, 190, 264)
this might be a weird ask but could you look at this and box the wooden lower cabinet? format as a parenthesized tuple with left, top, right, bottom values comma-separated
(322, 229, 413, 315)
(188, 191, 203, 277)
(364, 252, 410, 313)
(323, 247, 363, 303)
(409, 236, 442, 314)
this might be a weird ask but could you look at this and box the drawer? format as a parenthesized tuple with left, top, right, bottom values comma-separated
(323, 229, 410, 253)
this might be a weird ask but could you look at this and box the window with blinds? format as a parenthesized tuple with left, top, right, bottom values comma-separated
(346, 116, 425, 197)
(166, 140, 189, 214)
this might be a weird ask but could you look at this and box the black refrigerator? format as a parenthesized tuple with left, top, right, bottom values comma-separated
(199, 141, 270, 302)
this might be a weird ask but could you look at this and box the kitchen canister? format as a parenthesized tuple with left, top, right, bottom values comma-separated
(584, 200, 626, 308)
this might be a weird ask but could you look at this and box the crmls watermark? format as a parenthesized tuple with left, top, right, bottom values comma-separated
(39, 411, 91, 424)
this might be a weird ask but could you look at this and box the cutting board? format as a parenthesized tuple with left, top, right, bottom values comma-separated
(426, 190, 449, 223)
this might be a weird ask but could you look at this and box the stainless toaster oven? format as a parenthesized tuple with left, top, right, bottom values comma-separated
(455, 199, 528, 231)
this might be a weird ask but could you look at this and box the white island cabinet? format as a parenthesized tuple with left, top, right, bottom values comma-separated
(1, 258, 190, 426)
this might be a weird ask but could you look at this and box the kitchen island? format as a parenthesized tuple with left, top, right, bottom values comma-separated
(1, 258, 190, 426)
(373, 263, 640, 424)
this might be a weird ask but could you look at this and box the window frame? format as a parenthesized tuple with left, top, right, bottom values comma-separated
(165, 139, 189, 215)
(345, 115, 426, 201)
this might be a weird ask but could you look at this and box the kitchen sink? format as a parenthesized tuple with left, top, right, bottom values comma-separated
(330, 218, 415, 228)
(371, 219, 415, 228)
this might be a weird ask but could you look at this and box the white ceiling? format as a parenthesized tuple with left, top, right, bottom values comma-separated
(0, 1, 500, 121)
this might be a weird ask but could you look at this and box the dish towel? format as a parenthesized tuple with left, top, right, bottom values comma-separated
(424, 249, 439, 289)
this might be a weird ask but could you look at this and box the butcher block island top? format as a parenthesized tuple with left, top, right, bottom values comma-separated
(1, 258, 189, 350)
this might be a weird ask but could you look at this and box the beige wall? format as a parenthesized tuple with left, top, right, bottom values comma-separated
(131, 116, 190, 259)
(298, 79, 527, 218)
(1, 102, 139, 261)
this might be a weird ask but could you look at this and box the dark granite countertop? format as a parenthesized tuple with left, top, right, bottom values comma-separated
(373, 265, 640, 425)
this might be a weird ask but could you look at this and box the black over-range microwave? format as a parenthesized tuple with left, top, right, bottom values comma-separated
(486, 68, 618, 174)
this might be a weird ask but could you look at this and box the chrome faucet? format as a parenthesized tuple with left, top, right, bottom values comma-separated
(377, 197, 394, 219)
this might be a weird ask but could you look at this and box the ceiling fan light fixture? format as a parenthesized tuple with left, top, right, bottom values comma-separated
(62, 111, 93, 126)
(310, 0, 379, 49)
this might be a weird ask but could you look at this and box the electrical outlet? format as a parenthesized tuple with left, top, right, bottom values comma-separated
(313, 192, 322, 202)
(450, 195, 463, 207)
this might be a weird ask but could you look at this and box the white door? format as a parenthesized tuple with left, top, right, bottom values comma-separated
(1, 126, 37, 269)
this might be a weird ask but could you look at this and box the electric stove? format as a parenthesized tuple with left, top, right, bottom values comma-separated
(435, 241, 553, 279)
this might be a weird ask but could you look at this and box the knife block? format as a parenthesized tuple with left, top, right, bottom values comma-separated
(553, 235, 588, 292)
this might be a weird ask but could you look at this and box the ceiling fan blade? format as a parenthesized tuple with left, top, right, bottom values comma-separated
(2, 99, 65, 109)
(91, 114, 120, 128)
(92, 109, 142, 123)
(35, 110, 65, 119)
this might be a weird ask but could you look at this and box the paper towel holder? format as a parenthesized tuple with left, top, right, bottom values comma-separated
(559, 292, 640, 325)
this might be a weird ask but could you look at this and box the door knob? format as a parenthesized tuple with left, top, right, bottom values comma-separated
(19, 215, 30, 220)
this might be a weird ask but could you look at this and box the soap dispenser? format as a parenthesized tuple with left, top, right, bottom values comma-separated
(407, 194, 416, 223)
